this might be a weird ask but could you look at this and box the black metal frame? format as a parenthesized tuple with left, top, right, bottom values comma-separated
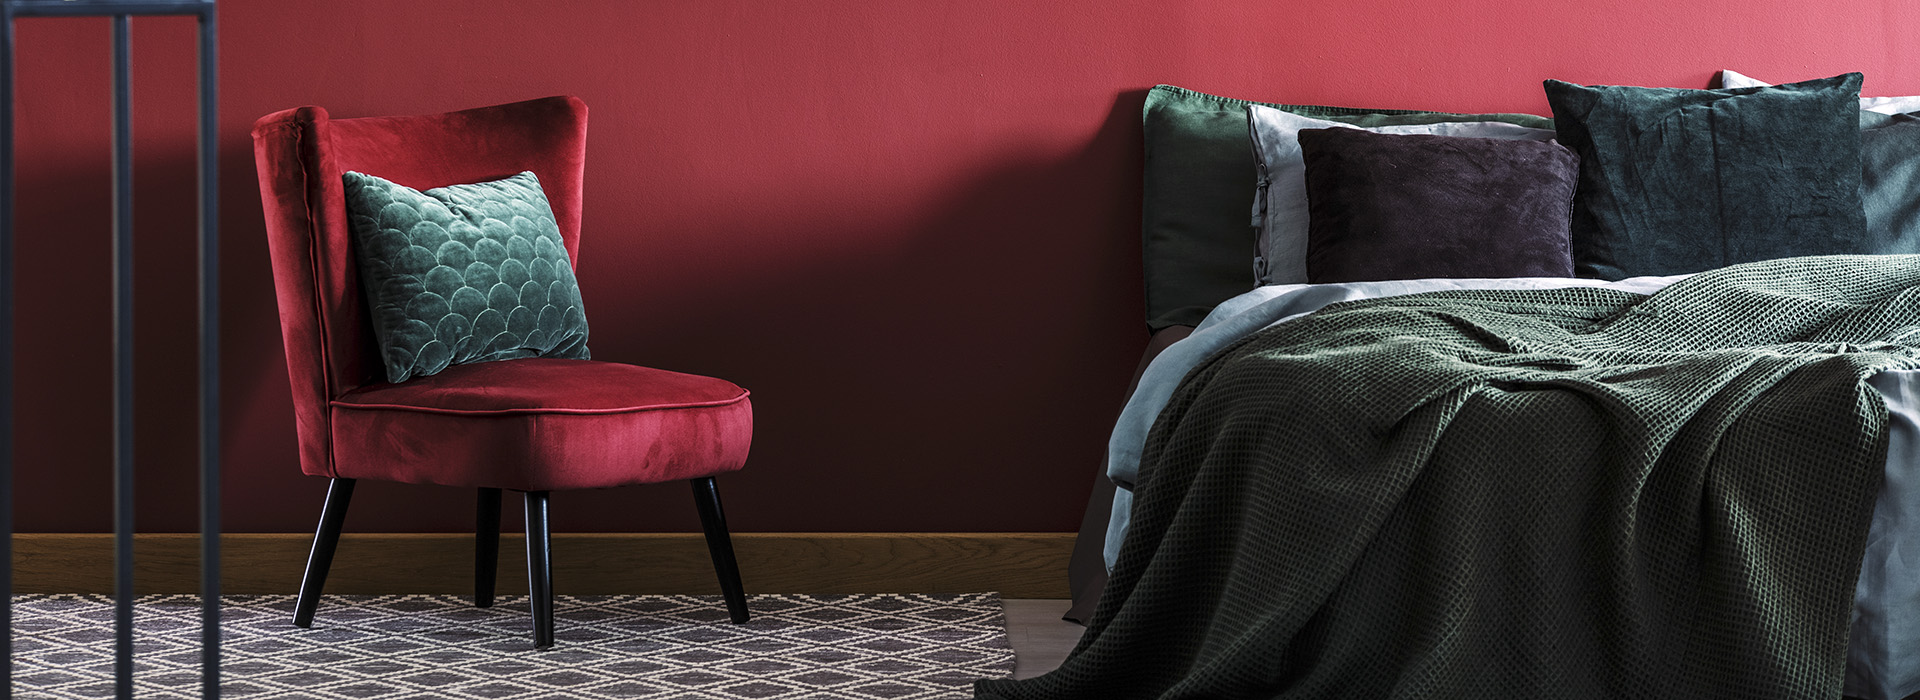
(0, 1, 219, 698)
(293, 477, 750, 650)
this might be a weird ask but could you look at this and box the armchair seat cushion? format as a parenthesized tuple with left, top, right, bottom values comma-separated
(329, 358, 752, 491)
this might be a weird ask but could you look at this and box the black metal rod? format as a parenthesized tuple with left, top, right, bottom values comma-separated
(475, 488, 500, 608)
(524, 491, 553, 649)
(0, 5, 220, 698)
(690, 477, 749, 624)
(109, 14, 134, 700)
(195, 5, 219, 698)
(7, 1, 211, 18)
(292, 478, 354, 628)
(0, 8, 15, 699)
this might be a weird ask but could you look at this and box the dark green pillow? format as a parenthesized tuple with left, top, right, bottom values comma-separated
(343, 170, 590, 383)
(1860, 114, 1920, 254)
(1141, 85, 1553, 330)
(1728, 85, 1920, 255)
(1545, 74, 1868, 280)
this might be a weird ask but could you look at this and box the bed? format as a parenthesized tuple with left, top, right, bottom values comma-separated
(982, 76, 1920, 699)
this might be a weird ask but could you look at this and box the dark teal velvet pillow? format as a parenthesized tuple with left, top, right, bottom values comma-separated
(1141, 84, 1554, 330)
(1860, 114, 1920, 255)
(1544, 74, 1868, 280)
(343, 171, 590, 383)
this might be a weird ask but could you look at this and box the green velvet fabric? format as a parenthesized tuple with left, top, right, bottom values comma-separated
(1545, 74, 1868, 280)
(1859, 114, 1920, 255)
(343, 171, 591, 383)
(1141, 85, 1553, 330)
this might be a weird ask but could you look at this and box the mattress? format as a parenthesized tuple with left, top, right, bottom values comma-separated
(1100, 274, 1920, 700)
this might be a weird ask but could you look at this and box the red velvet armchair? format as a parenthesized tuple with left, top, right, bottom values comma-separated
(251, 96, 753, 649)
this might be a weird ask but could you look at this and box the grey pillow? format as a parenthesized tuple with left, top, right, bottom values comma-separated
(1545, 74, 1868, 280)
(343, 170, 590, 383)
(1718, 70, 1920, 255)
(1858, 114, 1920, 255)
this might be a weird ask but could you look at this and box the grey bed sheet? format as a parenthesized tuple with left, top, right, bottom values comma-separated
(1099, 274, 1920, 700)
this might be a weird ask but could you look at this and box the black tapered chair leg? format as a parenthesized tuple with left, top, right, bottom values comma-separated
(476, 487, 502, 608)
(524, 490, 555, 649)
(691, 477, 750, 624)
(292, 478, 357, 628)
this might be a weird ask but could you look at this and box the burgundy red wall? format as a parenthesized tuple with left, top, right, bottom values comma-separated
(14, 0, 1917, 534)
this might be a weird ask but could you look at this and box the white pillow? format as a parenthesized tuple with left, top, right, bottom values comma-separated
(1247, 104, 1558, 285)
(1721, 69, 1920, 114)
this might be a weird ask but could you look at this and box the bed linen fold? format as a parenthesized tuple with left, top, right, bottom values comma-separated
(987, 256, 1920, 699)
(1090, 270, 1920, 700)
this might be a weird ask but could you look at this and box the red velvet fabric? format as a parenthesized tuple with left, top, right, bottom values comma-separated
(253, 98, 752, 490)
(331, 359, 751, 491)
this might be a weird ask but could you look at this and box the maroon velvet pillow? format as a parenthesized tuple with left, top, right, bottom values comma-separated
(1299, 128, 1579, 284)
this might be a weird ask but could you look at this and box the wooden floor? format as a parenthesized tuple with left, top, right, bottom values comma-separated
(1002, 598, 1084, 680)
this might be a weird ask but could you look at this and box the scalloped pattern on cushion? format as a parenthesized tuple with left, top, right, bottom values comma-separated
(344, 170, 590, 383)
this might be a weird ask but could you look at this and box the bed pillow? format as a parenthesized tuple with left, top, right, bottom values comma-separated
(1544, 74, 1867, 280)
(1299, 128, 1578, 283)
(1248, 103, 1558, 287)
(1720, 71, 1920, 257)
(1140, 84, 1553, 330)
(1861, 114, 1920, 254)
(1721, 69, 1920, 115)
(344, 170, 591, 383)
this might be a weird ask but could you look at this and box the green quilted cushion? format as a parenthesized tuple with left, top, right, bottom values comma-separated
(343, 170, 590, 383)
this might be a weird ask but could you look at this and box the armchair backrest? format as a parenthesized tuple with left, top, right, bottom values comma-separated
(251, 96, 589, 477)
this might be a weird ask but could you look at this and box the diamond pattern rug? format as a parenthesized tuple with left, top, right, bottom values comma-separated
(11, 593, 1014, 699)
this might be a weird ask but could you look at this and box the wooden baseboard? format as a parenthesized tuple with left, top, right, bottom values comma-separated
(11, 533, 1074, 598)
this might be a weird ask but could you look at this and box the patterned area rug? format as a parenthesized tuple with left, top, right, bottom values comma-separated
(11, 593, 1014, 699)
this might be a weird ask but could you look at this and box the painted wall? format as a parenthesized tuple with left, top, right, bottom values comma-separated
(13, 0, 1917, 534)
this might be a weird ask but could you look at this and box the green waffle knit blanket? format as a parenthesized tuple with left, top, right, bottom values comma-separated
(980, 256, 1920, 699)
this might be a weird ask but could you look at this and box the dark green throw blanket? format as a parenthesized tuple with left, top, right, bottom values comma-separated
(980, 256, 1920, 699)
